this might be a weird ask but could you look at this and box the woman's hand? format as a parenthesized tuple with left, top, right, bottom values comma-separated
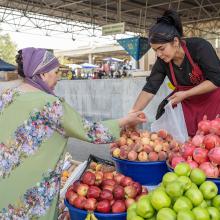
(168, 91, 188, 105)
(119, 111, 147, 128)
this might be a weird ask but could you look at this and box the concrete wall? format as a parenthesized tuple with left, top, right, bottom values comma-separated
(55, 78, 171, 127)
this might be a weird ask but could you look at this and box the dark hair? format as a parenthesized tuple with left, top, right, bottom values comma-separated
(149, 10, 183, 44)
(16, 50, 25, 77)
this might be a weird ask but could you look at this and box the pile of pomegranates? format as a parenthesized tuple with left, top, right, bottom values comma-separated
(110, 128, 181, 162)
(169, 116, 220, 178)
(65, 168, 148, 213)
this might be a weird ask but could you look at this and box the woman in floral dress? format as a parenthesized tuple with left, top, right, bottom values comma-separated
(0, 48, 146, 219)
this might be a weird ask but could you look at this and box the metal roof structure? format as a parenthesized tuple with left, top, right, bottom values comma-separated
(0, 0, 219, 39)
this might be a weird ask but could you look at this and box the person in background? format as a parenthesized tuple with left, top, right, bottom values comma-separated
(130, 10, 220, 136)
(0, 48, 146, 219)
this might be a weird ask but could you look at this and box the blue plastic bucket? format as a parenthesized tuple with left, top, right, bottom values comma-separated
(112, 157, 169, 185)
(65, 200, 127, 220)
(166, 162, 220, 193)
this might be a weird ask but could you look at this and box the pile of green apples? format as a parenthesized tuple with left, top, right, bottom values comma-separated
(127, 163, 220, 220)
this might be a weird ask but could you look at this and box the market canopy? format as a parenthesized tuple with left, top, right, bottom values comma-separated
(0, 59, 16, 71)
(81, 63, 99, 69)
(103, 57, 123, 62)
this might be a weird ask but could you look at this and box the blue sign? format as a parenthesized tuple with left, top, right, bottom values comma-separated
(117, 36, 150, 61)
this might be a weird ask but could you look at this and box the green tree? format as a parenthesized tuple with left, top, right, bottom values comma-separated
(0, 33, 17, 64)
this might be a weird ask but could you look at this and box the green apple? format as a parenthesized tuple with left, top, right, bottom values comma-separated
(185, 187, 204, 206)
(150, 189, 171, 210)
(156, 208, 176, 220)
(205, 200, 212, 207)
(192, 207, 210, 220)
(166, 181, 184, 198)
(177, 210, 195, 220)
(198, 200, 208, 208)
(174, 162, 191, 176)
(212, 195, 220, 209)
(178, 176, 192, 191)
(162, 172, 178, 187)
(136, 196, 155, 218)
(190, 168, 206, 185)
(173, 196, 193, 213)
(207, 207, 220, 220)
(199, 181, 218, 200)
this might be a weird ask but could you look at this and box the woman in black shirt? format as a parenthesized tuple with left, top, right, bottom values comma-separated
(130, 10, 220, 136)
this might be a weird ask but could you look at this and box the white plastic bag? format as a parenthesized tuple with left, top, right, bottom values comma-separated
(151, 102, 188, 143)
(60, 160, 87, 198)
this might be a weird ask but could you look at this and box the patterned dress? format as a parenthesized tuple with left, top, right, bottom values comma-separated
(0, 89, 120, 220)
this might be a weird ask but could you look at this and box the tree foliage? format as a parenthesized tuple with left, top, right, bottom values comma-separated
(0, 33, 17, 64)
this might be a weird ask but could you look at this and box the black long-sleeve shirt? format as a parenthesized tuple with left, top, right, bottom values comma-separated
(143, 37, 220, 94)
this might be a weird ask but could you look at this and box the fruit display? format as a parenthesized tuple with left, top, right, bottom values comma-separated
(127, 163, 220, 220)
(110, 128, 181, 162)
(65, 168, 148, 214)
(168, 116, 220, 178)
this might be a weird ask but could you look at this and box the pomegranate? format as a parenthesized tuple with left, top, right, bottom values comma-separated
(210, 119, 220, 135)
(199, 162, 219, 178)
(191, 134, 204, 147)
(181, 143, 196, 159)
(198, 115, 211, 134)
(208, 147, 220, 165)
(186, 159, 198, 169)
(193, 147, 208, 164)
(203, 134, 220, 150)
(171, 156, 186, 168)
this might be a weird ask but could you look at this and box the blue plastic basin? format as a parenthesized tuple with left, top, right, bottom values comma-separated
(112, 157, 169, 185)
(166, 162, 220, 193)
(65, 199, 127, 220)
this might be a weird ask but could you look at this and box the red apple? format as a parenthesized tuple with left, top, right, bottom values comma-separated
(100, 189, 113, 201)
(84, 198, 97, 211)
(81, 171, 96, 186)
(94, 171, 103, 186)
(66, 190, 78, 205)
(114, 173, 125, 184)
(112, 200, 126, 213)
(103, 172, 113, 180)
(113, 185, 125, 200)
(76, 183, 89, 196)
(72, 180, 81, 192)
(124, 185, 137, 198)
(96, 200, 111, 213)
(121, 176, 133, 187)
(125, 198, 135, 208)
(102, 184, 114, 192)
(73, 196, 86, 209)
(132, 182, 142, 195)
(102, 179, 116, 187)
(87, 186, 101, 199)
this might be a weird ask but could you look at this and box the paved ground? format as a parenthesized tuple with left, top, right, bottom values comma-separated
(67, 138, 111, 162)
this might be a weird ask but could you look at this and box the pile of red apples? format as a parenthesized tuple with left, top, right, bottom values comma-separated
(110, 129, 181, 162)
(65, 169, 148, 213)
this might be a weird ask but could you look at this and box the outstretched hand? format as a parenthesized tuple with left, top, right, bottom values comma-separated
(119, 111, 147, 128)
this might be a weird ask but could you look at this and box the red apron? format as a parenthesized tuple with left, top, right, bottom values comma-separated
(169, 42, 220, 136)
